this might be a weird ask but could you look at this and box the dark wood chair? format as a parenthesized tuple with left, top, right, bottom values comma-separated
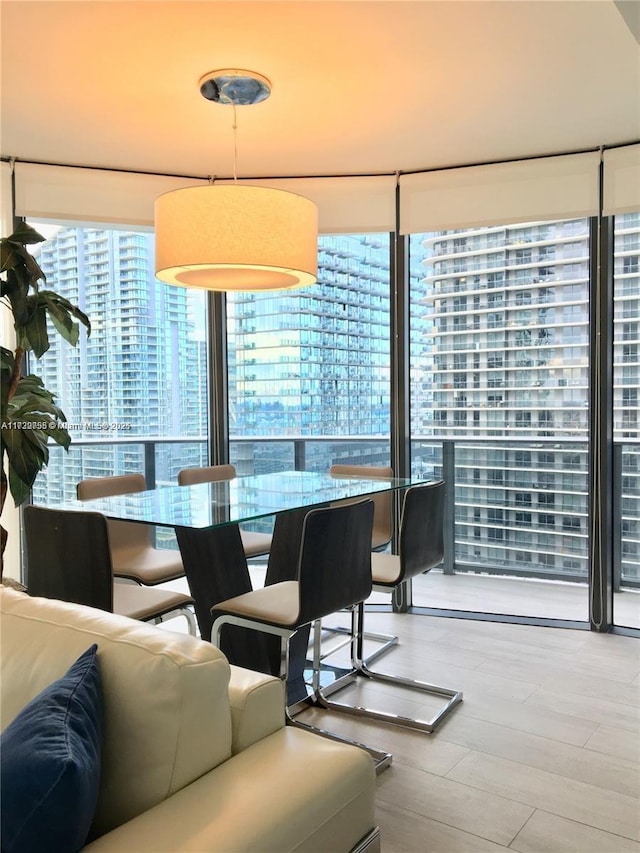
(327, 463, 398, 664)
(211, 498, 393, 771)
(317, 481, 463, 733)
(177, 464, 272, 559)
(329, 464, 394, 551)
(77, 474, 185, 586)
(23, 505, 196, 634)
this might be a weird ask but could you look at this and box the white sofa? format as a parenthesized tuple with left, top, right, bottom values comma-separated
(0, 587, 380, 852)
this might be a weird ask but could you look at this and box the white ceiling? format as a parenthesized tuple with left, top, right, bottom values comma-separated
(1, 1, 639, 181)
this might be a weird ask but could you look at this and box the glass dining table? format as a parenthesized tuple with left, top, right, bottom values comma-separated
(51, 470, 415, 702)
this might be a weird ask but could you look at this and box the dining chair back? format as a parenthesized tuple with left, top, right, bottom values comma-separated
(77, 473, 147, 499)
(317, 480, 463, 734)
(77, 473, 148, 551)
(387, 477, 445, 586)
(296, 500, 375, 625)
(326, 463, 397, 664)
(329, 464, 393, 551)
(25, 505, 114, 610)
(210, 498, 393, 772)
(177, 464, 272, 559)
(212, 499, 374, 642)
(177, 464, 236, 486)
(76, 474, 185, 586)
(23, 506, 196, 633)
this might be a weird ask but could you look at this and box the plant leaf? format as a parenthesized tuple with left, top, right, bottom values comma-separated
(0, 242, 27, 275)
(41, 295, 78, 346)
(3, 270, 29, 324)
(1, 374, 71, 504)
(0, 240, 45, 284)
(40, 291, 91, 339)
(0, 347, 14, 371)
(10, 398, 61, 419)
(0, 349, 14, 418)
(7, 465, 32, 507)
(17, 428, 49, 466)
(1, 224, 86, 506)
(7, 222, 46, 246)
(47, 425, 72, 450)
(20, 304, 50, 357)
(7, 375, 63, 418)
(2, 426, 41, 491)
(10, 373, 55, 399)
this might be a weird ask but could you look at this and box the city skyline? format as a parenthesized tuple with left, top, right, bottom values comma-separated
(29, 216, 639, 596)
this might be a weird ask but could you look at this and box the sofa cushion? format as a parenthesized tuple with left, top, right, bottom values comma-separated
(83, 727, 377, 853)
(0, 644, 102, 853)
(0, 588, 233, 838)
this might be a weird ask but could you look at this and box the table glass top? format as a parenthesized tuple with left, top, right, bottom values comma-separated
(53, 470, 418, 530)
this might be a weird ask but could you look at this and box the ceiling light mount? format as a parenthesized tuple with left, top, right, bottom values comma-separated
(199, 69, 271, 106)
(154, 67, 317, 293)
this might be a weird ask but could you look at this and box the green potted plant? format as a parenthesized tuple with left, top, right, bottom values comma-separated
(1, 222, 91, 576)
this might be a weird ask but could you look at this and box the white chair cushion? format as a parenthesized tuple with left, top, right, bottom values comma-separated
(371, 552, 402, 586)
(214, 580, 300, 627)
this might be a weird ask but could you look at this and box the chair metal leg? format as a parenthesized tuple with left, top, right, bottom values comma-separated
(180, 605, 198, 636)
(155, 606, 198, 637)
(319, 620, 399, 667)
(169, 606, 198, 637)
(212, 614, 395, 772)
(285, 706, 393, 775)
(314, 604, 398, 670)
(349, 826, 381, 853)
(317, 603, 463, 734)
(294, 615, 393, 773)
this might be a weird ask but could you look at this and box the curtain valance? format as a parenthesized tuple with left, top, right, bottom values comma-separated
(603, 143, 640, 215)
(14, 163, 396, 234)
(399, 151, 601, 234)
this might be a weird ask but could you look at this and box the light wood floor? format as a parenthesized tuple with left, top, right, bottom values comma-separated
(158, 578, 640, 853)
(250, 564, 640, 627)
(410, 570, 640, 628)
(298, 610, 640, 853)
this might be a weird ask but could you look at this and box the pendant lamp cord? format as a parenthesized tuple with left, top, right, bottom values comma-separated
(231, 101, 238, 183)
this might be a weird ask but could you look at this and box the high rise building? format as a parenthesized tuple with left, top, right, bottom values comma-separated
(31, 227, 207, 505)
(413, 220, 592, 581)
(227, 234, 392, 473)
(29, 217, 639, 585)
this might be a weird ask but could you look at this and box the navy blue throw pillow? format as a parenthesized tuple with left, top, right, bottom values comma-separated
(1, 644, 103, 853)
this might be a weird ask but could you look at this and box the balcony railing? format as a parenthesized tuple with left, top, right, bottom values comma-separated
(31, 435, 639, 590)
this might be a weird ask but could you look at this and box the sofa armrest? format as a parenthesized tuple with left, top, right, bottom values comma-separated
(83, 728, 376, 853)
(227, 665, 284, 753)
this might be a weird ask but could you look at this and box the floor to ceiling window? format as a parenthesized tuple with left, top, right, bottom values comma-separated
(613, 210, 640, 629)
(8, 149, 637, 635)
(226, 232, 392, 476)
(408, 219, 591, 621)
(27, 224, 209, 542)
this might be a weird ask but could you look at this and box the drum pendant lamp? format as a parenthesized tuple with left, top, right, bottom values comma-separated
(155, 70, 318, 292)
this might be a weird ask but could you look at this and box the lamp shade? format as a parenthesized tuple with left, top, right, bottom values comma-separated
(155, 184, 318, 291)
